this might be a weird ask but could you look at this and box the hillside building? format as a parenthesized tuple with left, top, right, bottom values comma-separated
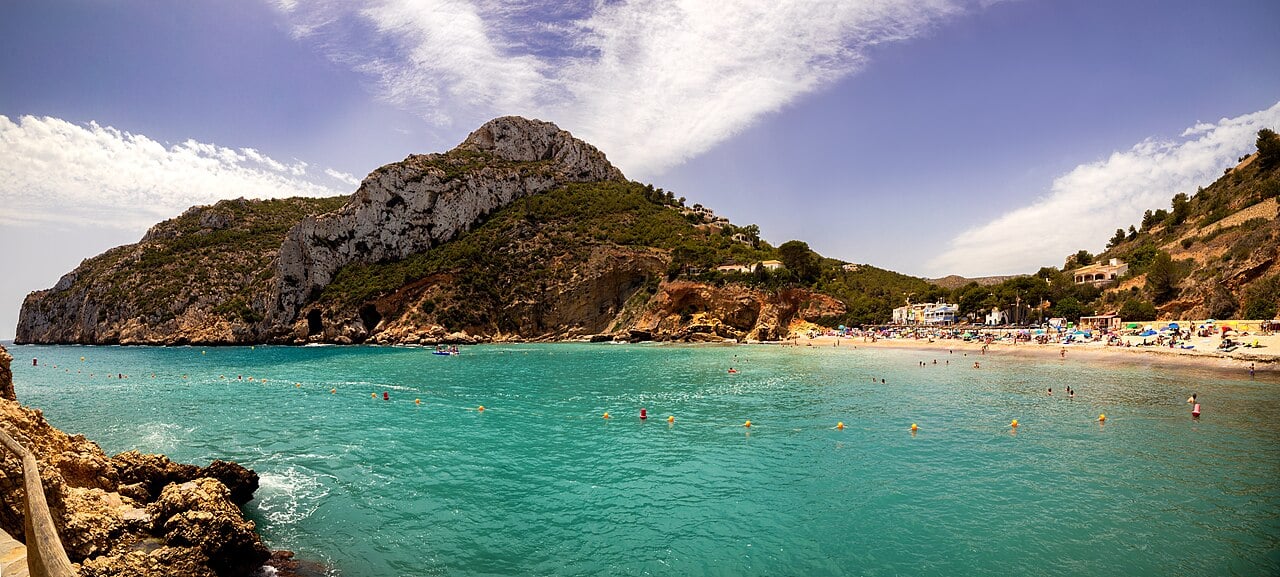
(1073, 259, 1128, 285)
(892, 302, 959, 325)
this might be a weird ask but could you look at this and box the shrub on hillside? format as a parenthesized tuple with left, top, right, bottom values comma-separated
(1118, 299, 1157, 322)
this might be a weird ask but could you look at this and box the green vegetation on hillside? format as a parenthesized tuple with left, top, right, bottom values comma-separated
(64, 196, 347, 325)
(1053, 128, 1280, 320)
(320, 181, 939, 327)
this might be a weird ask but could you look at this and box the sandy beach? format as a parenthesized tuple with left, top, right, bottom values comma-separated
(799, 330, 1277, 375)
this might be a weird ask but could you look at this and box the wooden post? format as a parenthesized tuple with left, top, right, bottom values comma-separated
(0, 429, 78, 577)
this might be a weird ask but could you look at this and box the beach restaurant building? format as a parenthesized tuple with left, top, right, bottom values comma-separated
(1079, 314, 1123, 332)
(892, 302, 959, 325)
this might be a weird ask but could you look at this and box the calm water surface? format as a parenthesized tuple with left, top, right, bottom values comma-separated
(8, 343, 1280, 576)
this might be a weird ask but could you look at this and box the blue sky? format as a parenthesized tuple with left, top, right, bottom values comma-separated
(2, 0, 1279, 339)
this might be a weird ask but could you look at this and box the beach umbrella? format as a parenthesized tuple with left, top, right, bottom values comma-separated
(1168, 322, 1179, 330)
(1138, 329, 1156, 337)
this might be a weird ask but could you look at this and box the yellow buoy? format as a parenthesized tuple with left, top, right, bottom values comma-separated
(836, 421, 845, 430)
(371, 393, 377, 399)
(1098, 414, 1106, 422)
(1011, 419, 1019, 428)
(295, 383, 301, 388)
(415, 398, 421, 405)
(80, 357, 85, 362)
(602, 412, 611, 419)
(667, 415, 675, 423)
(911, 423, 918, 432)
(477, 405, 485, 412)
(743, 420, 752, 428)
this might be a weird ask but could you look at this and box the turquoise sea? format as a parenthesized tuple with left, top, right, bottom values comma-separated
(6, 342, 1279, 576)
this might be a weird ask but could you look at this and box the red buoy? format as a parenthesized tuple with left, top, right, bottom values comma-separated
(1192, 403, 1201, 417)
(383, 392, 390, 401)
(640, 408, 648, 420)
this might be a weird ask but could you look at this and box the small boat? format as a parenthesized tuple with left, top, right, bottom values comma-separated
(433, 345, 460, 356)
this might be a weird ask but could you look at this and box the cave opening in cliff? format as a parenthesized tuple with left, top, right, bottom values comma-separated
(359, 304, 382, 332)
(306, 309, 323, 336)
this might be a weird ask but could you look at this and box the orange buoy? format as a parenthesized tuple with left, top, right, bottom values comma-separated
(331, 388, 337, 394)
(478, 405, 485, 412)
(743, 420, 752, 428)
(667, 415, 675, 424)
(603, 412, 611, 419)
(836, 421, 845, 430)
(415, 398, 421, 405)
(1097, 414, 1106, 422)
(911, 423, 918, 432)
(1011, 419, 1019, 428)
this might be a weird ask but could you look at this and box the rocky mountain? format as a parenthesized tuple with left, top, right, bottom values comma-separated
(18, 117, 878, 345)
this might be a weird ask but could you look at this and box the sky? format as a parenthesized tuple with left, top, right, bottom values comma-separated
(1, 0, 1278, 339)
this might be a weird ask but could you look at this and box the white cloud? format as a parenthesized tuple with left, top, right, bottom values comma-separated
(0, 115, 350, 230)
(271, 0, 975, 176)
(325, 167, 361, 186)
(927, 101, 1280, 277)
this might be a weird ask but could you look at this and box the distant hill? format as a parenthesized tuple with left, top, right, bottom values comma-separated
(927, 275, 1021, 290)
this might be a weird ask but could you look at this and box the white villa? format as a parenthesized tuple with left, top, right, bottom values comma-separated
(1073, 258, 1128, 285)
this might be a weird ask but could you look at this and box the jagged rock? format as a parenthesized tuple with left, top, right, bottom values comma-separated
(0, 345, 13, 401)
(113, 451, 200, 501)
(149, 479, 269, 577)
(80, 544, 217, 577)
(199, 461, 258, 506)
(589, 334, 614, 343)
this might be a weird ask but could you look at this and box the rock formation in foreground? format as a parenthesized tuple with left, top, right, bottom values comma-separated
(0, 344, 281, 577)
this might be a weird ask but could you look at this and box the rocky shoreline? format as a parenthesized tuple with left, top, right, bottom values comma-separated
(0, 344, 302, 576)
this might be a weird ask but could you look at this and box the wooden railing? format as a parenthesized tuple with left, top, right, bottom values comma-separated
(0, 429, 78, 577)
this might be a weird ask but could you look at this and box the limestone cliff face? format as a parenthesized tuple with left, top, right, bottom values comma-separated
(16, 197, 346, 345)
(268, 116, 625, 335)
(0, 344, 270, 576)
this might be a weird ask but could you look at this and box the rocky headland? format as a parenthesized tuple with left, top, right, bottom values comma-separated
(17, 116, 866, 346)
(0, 344, 286, 576)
